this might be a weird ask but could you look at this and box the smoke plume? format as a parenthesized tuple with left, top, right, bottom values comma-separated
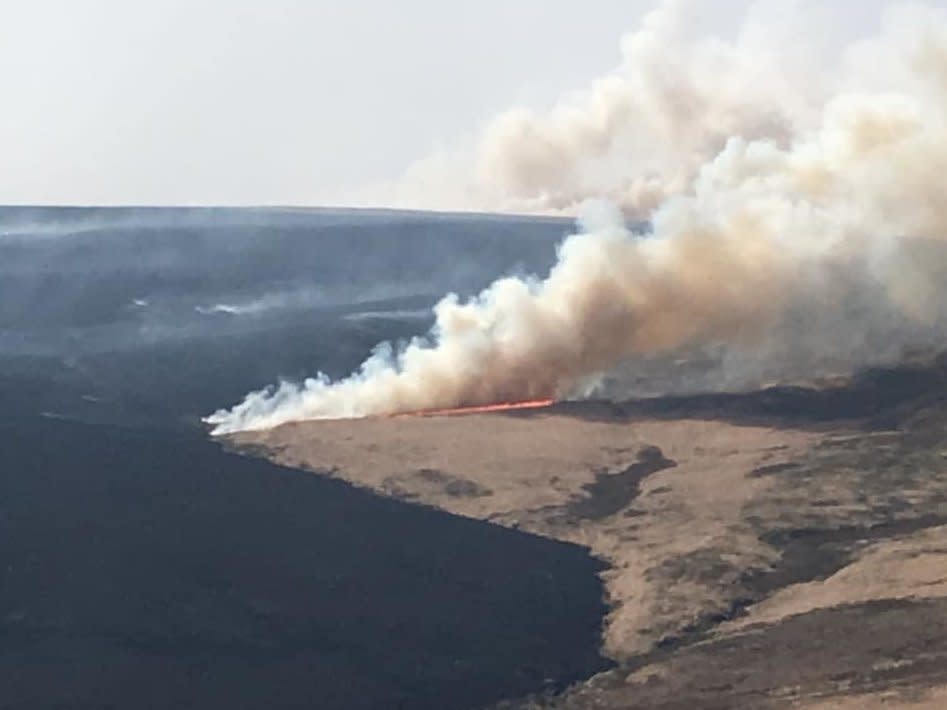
(206, 0, 947, 434)
(383, 0, 837, 217)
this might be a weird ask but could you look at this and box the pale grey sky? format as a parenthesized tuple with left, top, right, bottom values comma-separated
(0, 0, 657, 205)
(0, 0, 893, 206)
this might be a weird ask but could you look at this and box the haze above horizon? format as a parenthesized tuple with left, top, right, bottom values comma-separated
(2, 0, 890, 208)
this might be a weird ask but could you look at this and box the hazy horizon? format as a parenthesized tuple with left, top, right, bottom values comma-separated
(1, 0, 656, 206)
(1, 0, 893, 209)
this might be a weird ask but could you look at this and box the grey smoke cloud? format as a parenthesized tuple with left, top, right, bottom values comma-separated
(207, 0, 947, 433)
(382, 0, 856, 216)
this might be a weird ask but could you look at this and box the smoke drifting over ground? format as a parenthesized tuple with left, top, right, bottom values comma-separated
(207, 1, 947, 434)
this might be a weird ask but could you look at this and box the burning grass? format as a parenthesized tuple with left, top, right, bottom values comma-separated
(396, 399, 555, 418)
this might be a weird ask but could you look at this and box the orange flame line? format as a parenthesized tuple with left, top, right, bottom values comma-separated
(397, 399, 555, 418)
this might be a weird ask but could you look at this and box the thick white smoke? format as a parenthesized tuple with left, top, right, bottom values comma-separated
(206, 1, 947, 434)
(383, 0, 841, 216)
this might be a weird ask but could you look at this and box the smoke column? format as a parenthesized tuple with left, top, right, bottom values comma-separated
(206, 0, 947, 434)
(383, 0, 835, 216)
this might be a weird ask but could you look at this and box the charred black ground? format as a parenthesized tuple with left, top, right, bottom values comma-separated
(0, 207, 610, 710)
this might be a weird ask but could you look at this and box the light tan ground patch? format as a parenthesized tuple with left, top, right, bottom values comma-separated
(796, 686, 947, 709)
(229, 411, 815, 658)
(722, 525, 947, 633)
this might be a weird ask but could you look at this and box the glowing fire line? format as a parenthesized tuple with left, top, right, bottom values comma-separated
(396, 399, 555, 418)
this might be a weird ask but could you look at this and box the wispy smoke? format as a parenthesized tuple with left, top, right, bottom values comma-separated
(206, 0, 947, 434)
